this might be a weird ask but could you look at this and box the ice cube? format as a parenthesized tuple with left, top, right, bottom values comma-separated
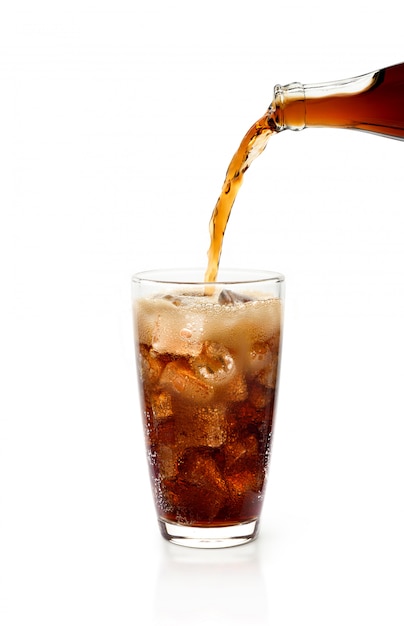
(249, 381, 273, 408)
(167, 449, 229, 522)
(256, 358, 278, 389)
(155, 419, 175, 446)
(176, 404, 227, 448)
(151, 299, 206, 357)
(156, 443, 178, 480)
(162, 294, 185, 306)
(138, 345, 164, 384)
(217, 372, 248, 403)
(180, 449, 228, 494)
(246, 340, 279, 389)
(218, 289, 253, 304)
(160, 360, 214, 403)
(150, 390, 173, 420)
(191, 342, 235, 385)
(246, 341, 274, 374)
(225, 468, 263, 496)
(224, 434, 259, 471)
(162, 293, 206, 306)
(164, 480, 226, 522)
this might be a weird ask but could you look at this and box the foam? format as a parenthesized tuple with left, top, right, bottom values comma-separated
(134, 293, 282, 356)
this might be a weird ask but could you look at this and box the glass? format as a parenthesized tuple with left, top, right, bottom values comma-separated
(132, 269, 284, 548)
(270, 62, 404, 140)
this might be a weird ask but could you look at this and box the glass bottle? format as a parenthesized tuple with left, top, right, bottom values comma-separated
(270, 62, 404, 140)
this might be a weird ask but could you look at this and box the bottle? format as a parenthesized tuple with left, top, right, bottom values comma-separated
(270, 62, 404, 140)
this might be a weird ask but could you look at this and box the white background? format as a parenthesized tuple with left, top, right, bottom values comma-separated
(1, 1, 404, 624)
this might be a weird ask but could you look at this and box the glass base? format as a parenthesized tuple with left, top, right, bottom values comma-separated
(158, 518, 259, 549)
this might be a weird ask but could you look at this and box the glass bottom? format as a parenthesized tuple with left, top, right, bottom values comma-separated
(158, 518, 259, 549)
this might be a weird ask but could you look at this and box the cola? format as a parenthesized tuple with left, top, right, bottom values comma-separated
(133, 272, 283, 542)
(205, 63, 404, 283)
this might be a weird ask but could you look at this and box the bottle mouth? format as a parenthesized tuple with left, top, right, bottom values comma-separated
(272, 82, 306, 131)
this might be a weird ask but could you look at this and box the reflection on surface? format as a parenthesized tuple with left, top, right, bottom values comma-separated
(153, 538, 269, 625)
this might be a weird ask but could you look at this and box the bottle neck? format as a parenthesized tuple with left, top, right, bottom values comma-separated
(272, 82, 305, 130)
(271, 68, 379, 132)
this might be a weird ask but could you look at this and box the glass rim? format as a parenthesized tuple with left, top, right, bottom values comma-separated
(131, 268, 285, 286)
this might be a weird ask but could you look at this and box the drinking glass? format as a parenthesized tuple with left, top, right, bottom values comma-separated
(132, 269, 284, 548)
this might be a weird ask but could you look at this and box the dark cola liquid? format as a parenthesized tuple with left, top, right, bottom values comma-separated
(296, 63, 404, 138)
(135, 293, 281, 527)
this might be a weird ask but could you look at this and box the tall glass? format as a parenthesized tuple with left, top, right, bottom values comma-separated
(132, 269, 284, 548)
